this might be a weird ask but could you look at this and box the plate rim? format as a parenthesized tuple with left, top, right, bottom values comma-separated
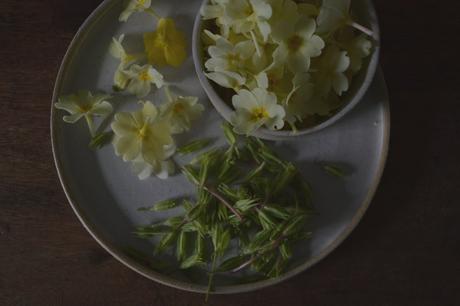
(51, 0, 391, 294)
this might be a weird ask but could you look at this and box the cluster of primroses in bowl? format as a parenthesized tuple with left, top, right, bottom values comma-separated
(201, 0, 374, 135)
(55, 0, 204, 180)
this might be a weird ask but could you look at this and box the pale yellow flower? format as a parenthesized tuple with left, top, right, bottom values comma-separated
(255, 63, 293, 100)
(111, 101, 176, 179)
(55, 91, 112, 136)
(124, 64, 165, 98)
(231, 87, 285, 135)
(144, 18, 187, 67)
(160, 90, 204, 134)
(272, 16, 325, 73)
(204, 36, 254, 89)
(205, 37, 255, 73)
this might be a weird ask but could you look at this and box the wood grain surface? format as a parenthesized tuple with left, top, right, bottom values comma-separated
(1, 0, 459, 305)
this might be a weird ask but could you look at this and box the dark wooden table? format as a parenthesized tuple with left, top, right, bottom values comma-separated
(1, 1, 459, 305)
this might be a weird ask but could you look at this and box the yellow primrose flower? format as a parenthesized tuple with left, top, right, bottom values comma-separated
(119, 0, 152, 22)
(144, 18, 187, 68)
(124, 64, 165, 98)
(312, 45, 350, 97)
(109, 34, 141, 89)
(272, 17, 325, 73)
(255, 63, 293, 100)
(231, 87, 285, 135)
(111, 101, 176, 179)
(160, 89, 204, 134)
(205, 37, 255, 74)
(55, 91, 112, 136)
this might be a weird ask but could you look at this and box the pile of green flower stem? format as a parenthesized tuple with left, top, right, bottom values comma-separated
(135, 124, 314, 283)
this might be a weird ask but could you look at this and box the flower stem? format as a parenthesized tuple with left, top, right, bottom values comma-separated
(250, 30, 262, 57)
(85, 115, 96, 137)
(145, 8, 161, 20)
(204, 185, 244, 221)
(349, 21, 374, 36)
(205, 253, 218, 303)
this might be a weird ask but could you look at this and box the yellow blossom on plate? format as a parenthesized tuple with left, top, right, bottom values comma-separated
(55, 91, 113, 136)
(231, 87, 285, 135)
(124, 64, 165, 98)
(111, 101, 176, 179)
(144, 18, 187, 68)
(160, 89, 204, 134)
(119, 0, 152, 22)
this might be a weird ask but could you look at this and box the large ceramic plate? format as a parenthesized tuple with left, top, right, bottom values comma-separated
(51, 0, 390, 294)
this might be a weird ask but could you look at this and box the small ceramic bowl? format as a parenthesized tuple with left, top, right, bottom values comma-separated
(192, 0, 380, 141)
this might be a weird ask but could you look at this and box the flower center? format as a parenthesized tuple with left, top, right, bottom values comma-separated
(250, 107, 269, 121)
(226, 53, 241, 69)
(267, 73, 279, 91)
(245, 5, 254, 17)
(136, 0, 147, 8)
(138, 122, 149, 139)
(78, 105, 91, 113)
(139, 71, 152, 81)
(288, 35, 303, 52)
(173, 103, 185, 114)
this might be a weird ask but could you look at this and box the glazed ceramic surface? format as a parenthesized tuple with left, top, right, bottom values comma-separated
(51, 0, 390, 294)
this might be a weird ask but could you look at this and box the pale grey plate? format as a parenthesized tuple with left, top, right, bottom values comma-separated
(51, 0, 390, 294)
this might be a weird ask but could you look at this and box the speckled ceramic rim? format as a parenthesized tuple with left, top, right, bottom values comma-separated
(51, 0, 390, 295)
(192, 0, 381, 141)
